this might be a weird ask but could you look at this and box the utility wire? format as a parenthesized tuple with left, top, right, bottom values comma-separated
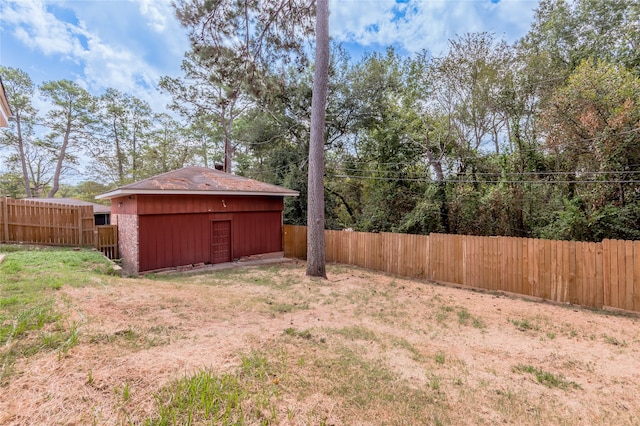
(327, 173, 640, 185)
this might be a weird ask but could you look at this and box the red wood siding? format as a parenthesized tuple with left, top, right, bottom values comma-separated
(131, 195, 286, 272)
(110, 196, 138, 215)
(138, 213, 210, 272)
(135, 194, 283, 215)
(231, 211, 283, 258)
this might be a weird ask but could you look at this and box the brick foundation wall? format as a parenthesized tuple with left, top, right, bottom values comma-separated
(113, 214, 139, 275)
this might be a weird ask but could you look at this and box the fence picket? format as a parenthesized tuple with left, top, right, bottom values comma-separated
(519, 238, 526, 295)
(603, 240, 611, 307)
(634, 241, 640, 312)
(610, 240, 620, 308)
(625, 240, 634, 311)
(595, 243, 604, 309)
(587, 242, 596, 307)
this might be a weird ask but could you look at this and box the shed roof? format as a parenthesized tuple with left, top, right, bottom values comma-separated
(96, 166, 299, 199)
(27, 198, 111, 214)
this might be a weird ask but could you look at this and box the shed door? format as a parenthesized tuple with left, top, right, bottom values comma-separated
(211, 220, 232, 264)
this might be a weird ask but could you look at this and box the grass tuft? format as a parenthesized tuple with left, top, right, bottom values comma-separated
(283, 327, 313, 340)
(148, 351, 280, 425)
(148, 370, 248, 425)
(509, 318, 539, 332)
(512, 364, 580, 390)
(332, 325, 378, 342)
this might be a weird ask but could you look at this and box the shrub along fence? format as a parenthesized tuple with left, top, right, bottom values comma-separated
(283, 225, 640, 313)
(0, 197, 117, 258)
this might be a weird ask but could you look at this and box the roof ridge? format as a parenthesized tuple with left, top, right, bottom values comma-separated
(96, 166, 299, 199)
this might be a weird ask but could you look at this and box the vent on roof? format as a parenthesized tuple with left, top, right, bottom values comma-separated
(214, 163, 224, 171)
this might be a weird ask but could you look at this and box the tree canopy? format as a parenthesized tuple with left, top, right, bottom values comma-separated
(1, 0, 639, 242)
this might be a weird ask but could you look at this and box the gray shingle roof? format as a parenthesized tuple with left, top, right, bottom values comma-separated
(26, 198, 111, 214)
(96, 166, 299, 199)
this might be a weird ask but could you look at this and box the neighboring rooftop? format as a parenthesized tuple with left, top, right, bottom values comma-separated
(29, 198, 111, 214)
(96, 166, 299, 199)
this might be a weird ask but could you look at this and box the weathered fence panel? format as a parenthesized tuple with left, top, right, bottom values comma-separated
(96, 225, 118, 259)
(283, 225, 307, 259)
(0, 197, 94, 246)
(283, 225, 640, 313)
(0, 197, 119, 260)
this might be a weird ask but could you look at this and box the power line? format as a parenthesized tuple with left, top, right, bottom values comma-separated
(246, 162, 640, 180)
(336, 166, 640, 176)
(247, 164, 640, 184)
(327, 173, 640, 185)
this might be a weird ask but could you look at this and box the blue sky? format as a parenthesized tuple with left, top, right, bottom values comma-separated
(1, 0, 539, 112)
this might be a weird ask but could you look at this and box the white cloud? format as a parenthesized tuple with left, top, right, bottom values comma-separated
(329, 0, 539, 57)
(2, 0, 85, 58)
(135, 0, 171, 32)
(2, 0, 182, 112)
(2, 0, 538, 114)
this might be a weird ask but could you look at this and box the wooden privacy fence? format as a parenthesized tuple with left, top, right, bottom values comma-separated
(0, 197, 118, 259)
(283, 225, 640, 313)
(1, 197, 95, 245)
(96, 225, 118, 259)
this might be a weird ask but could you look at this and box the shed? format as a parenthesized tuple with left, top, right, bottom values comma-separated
(96, 166, 298, 274)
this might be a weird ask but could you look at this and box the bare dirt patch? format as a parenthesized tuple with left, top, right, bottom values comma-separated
(1, 261, 639, 425)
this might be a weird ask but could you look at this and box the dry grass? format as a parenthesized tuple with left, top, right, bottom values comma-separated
(1, 258, 640, 425)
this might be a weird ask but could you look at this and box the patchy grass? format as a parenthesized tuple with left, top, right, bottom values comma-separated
(2, 257, 640, 425)
(602, 334, 627, 347)
(509, 318, 540, 332)
(147, 352, 281, 425)
(147, 264, 301, 291)
(331, 325, 378, 342)
(283, 327, 313, 340)
(267, 300, 310, 314)
(513, 364, 581, 390)
(0, 246, 114, 383)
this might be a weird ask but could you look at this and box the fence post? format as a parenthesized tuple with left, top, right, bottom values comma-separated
(77, 207, 83, 246)
(2, 197, 8, 243)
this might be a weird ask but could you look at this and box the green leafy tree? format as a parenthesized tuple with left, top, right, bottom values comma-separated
(164, 0, 315, 173)
(0, 66, 38, 197)
(94, 89, 132, 184)
(0, 172, 25, 198)
(430, 33, 512, 156)
(540, 59, 640, 239)
(522, 0, 640, 72)
(141, 113, 194, 175)
(92, 89, 154, 184)
(73, 180, 112, 203)
(39, 80, 97, 197)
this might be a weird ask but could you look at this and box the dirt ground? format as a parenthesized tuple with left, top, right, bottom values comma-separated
(1, 261, 639, 425)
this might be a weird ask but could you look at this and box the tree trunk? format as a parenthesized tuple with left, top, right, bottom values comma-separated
(48, 121, 71, 198)
(202, 135, 209, 168)
(224, 129, 232, 173)
(113, 120, 125, 184)
(16, 112, 33, 198)
(425, 146, 444, 182)
(221, 104, 233, 173)
(306, 0, 329, 278)
(132, 127, 138, 181)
